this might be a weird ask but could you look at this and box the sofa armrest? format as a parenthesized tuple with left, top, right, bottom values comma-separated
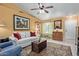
(9, 36, 19, 45)
(9, 36, 18, 42)
(0, 41, 13, 48)
(9, 36, 18, 41)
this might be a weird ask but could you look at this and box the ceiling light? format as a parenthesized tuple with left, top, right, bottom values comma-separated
(39, 10, 45, 13)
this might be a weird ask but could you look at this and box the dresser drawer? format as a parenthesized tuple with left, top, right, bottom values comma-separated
(53, 32, 63, 41)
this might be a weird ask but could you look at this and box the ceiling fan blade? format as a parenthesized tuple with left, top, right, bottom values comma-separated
(31, 8, 40, 10)
(44, 10, 49, 13)
(38, 3, 44, 8)
(45, 6, 53, 9)
(38, 3, 41, 8)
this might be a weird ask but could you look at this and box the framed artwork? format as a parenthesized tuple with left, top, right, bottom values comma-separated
(13, 15, 30, 30)
(54, 20, 62, 29)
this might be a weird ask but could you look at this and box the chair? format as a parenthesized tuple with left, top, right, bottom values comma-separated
(0, 41, 22, 56)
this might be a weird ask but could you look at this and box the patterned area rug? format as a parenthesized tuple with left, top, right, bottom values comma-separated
(21, 42, 72, 56)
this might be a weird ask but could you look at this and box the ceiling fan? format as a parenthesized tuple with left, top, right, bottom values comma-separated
(30, 3, 54, 13)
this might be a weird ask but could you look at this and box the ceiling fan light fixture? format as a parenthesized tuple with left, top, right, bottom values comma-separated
(31, 3, 53, 14)
(39, 10, 44, 13)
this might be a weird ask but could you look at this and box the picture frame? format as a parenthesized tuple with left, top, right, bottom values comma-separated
(13, 15, 30, 30)
(54, 20, 62, 29)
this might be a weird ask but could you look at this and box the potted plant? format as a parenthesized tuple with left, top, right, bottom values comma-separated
(38, 34, 42, 42)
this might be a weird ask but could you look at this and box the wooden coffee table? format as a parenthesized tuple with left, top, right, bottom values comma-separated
(31, 40, 47, 53)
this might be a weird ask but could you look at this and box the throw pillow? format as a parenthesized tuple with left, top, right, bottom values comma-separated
(13, 32, 21, 40)
(30, 32, 36, 37)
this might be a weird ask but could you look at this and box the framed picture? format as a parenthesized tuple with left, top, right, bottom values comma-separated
(54, 20, 62, 29)
(13, 15, 30, 30)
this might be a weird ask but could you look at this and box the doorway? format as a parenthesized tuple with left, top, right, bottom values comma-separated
(64, 18, 77, 43)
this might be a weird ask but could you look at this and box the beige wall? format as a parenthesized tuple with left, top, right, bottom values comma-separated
(0, 3, 78, 39)
(41, 17, 65, 33)
(0, 4, 40, 38)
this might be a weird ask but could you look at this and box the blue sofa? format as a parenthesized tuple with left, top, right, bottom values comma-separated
(0, 41, 22, 56)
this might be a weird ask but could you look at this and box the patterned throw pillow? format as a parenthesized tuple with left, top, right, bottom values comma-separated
(13, 32, 21, 40)
(30, 32, 36, 37)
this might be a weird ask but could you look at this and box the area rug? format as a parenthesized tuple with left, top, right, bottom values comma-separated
(21, 42, 72, 56)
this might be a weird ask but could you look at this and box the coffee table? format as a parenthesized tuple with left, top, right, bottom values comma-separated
(31, 40, 47, 53)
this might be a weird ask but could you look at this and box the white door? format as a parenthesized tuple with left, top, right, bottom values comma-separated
(64, 19, 77, 40)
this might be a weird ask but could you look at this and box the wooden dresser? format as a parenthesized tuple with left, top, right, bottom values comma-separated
(52, 31, 63, 41)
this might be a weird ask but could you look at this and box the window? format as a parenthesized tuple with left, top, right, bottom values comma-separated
(42, 22, 53, 34)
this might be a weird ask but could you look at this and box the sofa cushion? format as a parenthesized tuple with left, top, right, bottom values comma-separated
(30, 32, 36, 37)
(17, 37, 38, 42)
(13, 32, 21, 40)
(25, 32, 30, 38)
(19, 32, 30, 38)
(19, 32, 26, 38)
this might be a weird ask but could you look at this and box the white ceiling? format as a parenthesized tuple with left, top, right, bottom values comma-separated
(16, 3, 79, 20)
